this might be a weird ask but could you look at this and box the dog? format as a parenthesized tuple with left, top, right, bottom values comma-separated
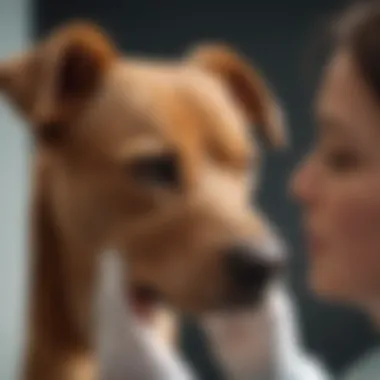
(0, 21, 328, 380)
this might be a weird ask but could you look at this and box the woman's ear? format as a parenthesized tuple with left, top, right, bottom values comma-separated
(187, 43, 288, 149)
(0, 21, 117, 141)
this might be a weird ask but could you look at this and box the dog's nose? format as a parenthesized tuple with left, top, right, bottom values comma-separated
(224, 245, 280, 296)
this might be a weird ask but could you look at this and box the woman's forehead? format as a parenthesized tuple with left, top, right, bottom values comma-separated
(315, 51, 380, 140)
(317, 51, 360, 115)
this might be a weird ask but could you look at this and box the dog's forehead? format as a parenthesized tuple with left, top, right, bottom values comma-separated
(114, 59, 247, 127)
(91, 59, 253, 158)
(76, 57, 256, 171)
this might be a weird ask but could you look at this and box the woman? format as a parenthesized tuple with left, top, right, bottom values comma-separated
(292, 1, 380, 379)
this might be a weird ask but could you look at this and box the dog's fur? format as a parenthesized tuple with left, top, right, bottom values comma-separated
(0, 21, 327, 380)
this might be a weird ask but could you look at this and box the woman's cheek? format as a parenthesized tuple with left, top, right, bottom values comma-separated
(333, 191, 380, 288)
(335, 186, 380, 243)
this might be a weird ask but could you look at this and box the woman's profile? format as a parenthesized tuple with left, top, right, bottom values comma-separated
(292, 1, 380, 379)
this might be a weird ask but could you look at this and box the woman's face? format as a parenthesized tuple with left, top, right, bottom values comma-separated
(292, 49, 380, 306)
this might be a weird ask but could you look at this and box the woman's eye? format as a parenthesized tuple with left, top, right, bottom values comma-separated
(325, 150, 360, 172)
(130, 153, 180, 187)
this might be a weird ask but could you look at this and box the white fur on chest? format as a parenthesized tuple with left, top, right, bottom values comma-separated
(202, 305, 273, 379)
(95, 252, 195, 380)
(201, 289, 275, 379)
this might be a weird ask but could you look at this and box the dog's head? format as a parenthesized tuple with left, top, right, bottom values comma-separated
(0, 22, 286, 314)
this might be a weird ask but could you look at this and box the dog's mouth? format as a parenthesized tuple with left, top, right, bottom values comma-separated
(128, 281, 275, 317)
(128, 285, 162, 319)
(127, 260, 284, 317)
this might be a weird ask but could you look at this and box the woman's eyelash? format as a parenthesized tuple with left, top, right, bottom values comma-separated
(325, 150, 360, 171)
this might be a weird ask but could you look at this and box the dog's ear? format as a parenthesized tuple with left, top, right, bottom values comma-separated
(187, 44, 287, 148)
(0, 21, 116, 142)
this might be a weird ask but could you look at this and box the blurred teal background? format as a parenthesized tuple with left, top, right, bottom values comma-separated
(0, 0, 29, 378)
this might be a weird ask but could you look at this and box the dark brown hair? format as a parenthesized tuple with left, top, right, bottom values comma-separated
(334, 0, 380, 99)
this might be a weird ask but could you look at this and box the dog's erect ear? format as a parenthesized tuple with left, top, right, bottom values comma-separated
(0, 21, 116, 140)
(187, 44, 287, 148)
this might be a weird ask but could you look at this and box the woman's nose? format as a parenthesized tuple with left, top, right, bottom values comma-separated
(289, 154, 318, 205)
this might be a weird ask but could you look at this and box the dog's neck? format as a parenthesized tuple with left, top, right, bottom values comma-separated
(23, 157, 100, 380)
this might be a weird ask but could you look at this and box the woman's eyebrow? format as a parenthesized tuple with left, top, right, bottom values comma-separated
(316, 114, 341, 133)
(315, 112, 355, 139)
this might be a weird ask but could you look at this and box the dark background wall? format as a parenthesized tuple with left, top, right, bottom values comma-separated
(33, 0, 378, 378)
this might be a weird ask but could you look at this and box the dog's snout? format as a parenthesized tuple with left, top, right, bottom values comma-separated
(224, 245, 279, 296)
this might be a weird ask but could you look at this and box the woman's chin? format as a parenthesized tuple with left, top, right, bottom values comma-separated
(308, 265, 356, 303)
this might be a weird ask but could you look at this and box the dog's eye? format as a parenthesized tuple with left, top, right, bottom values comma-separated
(130, 153, 180, 187)
(37, 122, 64, 145)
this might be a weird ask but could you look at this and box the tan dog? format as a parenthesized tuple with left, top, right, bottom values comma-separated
(0, 21, 287, 380)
